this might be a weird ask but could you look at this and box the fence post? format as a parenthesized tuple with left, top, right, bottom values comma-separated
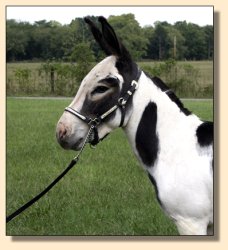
(50, 66, 55, 93)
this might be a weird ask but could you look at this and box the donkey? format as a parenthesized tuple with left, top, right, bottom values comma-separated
(56, 17, 213, 235)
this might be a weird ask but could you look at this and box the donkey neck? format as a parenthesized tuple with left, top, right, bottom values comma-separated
(123, 71, 201, 168)
(123, 71, 191, 138)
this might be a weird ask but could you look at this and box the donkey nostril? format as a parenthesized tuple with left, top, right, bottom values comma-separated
(59, 129, 67, 139)
(59, 126, 68, 140)
(60, 129, 67, 139)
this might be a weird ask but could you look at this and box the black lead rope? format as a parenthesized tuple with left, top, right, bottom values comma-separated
(6, 125, 95, 223)
(6, 159, 77, 223)
(7, 72, 142, 223)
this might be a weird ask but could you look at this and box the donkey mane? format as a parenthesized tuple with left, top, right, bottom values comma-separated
(147, 74, 192, 116)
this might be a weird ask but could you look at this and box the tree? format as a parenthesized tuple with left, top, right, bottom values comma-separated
(70, 43, 95, 63)
(70, 43, 95, 82)
(108, 14, 149, 60)
(6, 17, 213, 62)
(142, 25, 154, 59)
(203, 25, 214, 59)
(166, 26, 186, 60)
(6, 20, 32, 61)
(174, 21, 207, 60)
(147, 22, 172, 60)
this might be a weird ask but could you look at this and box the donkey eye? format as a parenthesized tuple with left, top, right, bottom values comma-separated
(92, 86, 109, 95)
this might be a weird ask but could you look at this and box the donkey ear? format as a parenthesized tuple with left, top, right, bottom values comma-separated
(84, 17, 112, 55)
(98, 16, 122, 56)
(85, 16, 131, 59)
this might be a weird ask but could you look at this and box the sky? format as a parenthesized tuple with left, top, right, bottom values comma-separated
(6, 6, 213, 27)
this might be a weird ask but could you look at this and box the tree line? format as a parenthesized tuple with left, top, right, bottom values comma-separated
(6, 14, 213, 62)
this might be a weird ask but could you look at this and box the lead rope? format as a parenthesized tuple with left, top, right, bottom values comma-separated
(6, 125, 95, 223)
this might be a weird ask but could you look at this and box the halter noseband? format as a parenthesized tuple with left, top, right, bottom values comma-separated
(64, 70, 141, 146)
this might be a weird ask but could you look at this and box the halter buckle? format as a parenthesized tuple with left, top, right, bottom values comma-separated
(131, 80, 138, 89)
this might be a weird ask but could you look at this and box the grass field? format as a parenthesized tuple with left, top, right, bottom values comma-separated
(6, 98, 213, 236)
(138, 60, 213, 87)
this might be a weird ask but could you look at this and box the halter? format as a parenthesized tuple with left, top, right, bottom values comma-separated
(64, 70, 141, 146)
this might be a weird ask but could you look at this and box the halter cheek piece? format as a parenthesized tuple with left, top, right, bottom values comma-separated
(64, 70, 141, 146)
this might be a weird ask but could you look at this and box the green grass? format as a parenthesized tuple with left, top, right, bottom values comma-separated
(6, 98, 213, 236)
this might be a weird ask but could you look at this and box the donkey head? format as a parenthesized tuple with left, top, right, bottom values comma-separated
(56, 17, 139, 150)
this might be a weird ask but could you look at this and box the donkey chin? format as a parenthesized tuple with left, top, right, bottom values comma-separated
(56, 133, 84, 151)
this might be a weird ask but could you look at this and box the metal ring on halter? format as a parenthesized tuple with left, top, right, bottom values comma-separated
(118, 97, 127, 106)
(88, 117, 101, 126)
